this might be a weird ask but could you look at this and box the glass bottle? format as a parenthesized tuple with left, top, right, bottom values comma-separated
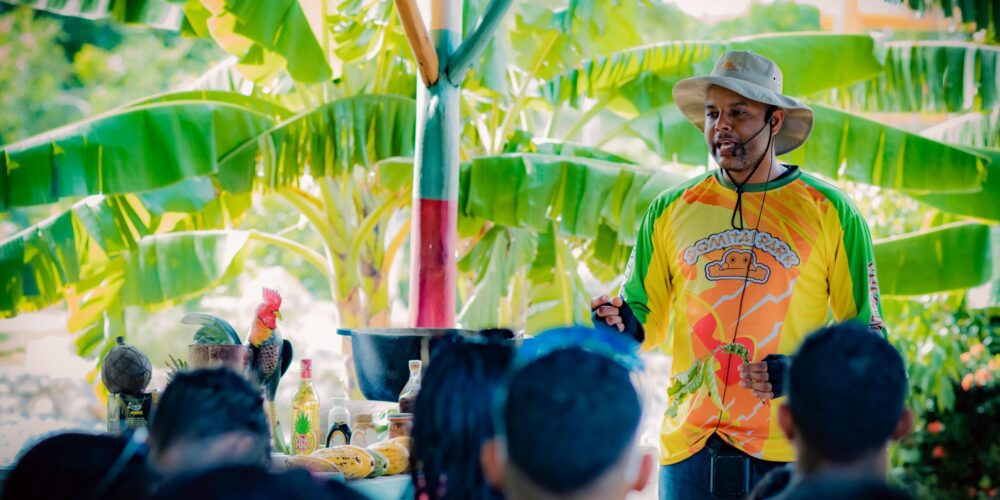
(325, 397, 352, 447)
(398, 360, 422, 414)
(350, 413, 377, 447)
(291, 359, 321, 455)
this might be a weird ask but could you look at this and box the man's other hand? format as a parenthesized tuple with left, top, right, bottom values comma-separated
(738, 362, 775, 400)
(591, 295, 625, 333)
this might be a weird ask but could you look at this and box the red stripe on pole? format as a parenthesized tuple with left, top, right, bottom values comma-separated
(409, 197, 457, 327)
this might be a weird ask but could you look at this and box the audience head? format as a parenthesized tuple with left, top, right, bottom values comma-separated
(148, 367, 270, 476)
(3, 431, 156, 500)
(481, 327, 653, 500)
(781, 321, 911, 472)
(411, 331, 516, 500)
(783, 477, 913, 500)
(151, 464, 367, 500)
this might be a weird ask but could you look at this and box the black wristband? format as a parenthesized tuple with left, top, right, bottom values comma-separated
(763, 354, 790, 398)
(591, 300, 645, 343)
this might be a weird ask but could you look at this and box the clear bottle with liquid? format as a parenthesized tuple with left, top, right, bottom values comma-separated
(397, 359, 422, 414)
(291, 359, 321, 455)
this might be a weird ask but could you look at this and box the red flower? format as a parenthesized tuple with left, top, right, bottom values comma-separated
(987, 488, 997, 497)
(976, 368, 991, 386)
(961, 352, 973, 363)
(963, 373, 975, 391)
(933, 445, 945, 458)
(969, 487, 979, 497)
(927, 421, 944, 434)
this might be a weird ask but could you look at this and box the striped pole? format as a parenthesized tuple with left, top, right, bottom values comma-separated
(408, 0, 461, 327)
(399, 0, 513, 328)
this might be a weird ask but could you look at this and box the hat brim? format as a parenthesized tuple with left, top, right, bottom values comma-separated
(672, 75, 814, 156)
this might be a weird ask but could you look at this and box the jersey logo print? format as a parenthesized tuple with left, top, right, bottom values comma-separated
(705, 248, 770, 284)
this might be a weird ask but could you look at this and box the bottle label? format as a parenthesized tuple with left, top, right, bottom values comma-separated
(292, 410, 318, 455)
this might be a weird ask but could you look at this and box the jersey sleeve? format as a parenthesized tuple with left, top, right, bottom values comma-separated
(827, 200, 887, 336)
(620, 195, 675, 351)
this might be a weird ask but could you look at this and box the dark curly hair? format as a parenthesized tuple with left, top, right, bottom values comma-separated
(410, 331, 516, 500)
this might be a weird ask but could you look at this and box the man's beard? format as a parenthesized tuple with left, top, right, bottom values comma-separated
(713, 148, 753, 172)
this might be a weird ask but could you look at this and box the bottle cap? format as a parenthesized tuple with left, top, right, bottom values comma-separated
(356, 413, 373, 424)
(300, 359, 312, 379)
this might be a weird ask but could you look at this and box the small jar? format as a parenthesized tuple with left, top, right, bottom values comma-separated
(388, 414, 413, 439)
(350, 413, 377, 447)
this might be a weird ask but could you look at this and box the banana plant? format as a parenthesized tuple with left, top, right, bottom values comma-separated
(2, 0, 999, 361)
(884, 0, 998, 42)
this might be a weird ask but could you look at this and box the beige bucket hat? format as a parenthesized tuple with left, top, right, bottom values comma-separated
(672, 50, 814, 156)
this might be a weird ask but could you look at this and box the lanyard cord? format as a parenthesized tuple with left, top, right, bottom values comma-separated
(710, 117, 777, 439)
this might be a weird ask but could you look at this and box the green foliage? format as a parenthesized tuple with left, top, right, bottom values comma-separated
(0, 8, 76, 144)
(712, 0, 821, 38)
(884, 0, 998, 43)
(893, 308, 1000, 498)
(0, 7, 223, 145)
(666, 342, 750, 418)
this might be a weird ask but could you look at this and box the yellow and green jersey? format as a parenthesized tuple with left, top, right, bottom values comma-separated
(621, 166, 885, 465)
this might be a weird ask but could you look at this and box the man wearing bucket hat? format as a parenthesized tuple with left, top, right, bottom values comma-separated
(591, 51, 886, 498)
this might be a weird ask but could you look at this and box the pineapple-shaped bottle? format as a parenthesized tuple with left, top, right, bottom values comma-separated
(291, 359, 321, 455)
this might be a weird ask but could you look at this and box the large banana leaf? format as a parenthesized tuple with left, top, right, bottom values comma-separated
(197, 0, 331, 84)
(119, 230, 252, 306)
(604, 102, 988, 192)
(781, 103, 989, 192)
(217, 94, 417, 192)
(0, 179, 238, 318)
(457, 226, 537, 329)
(4, 0, 184, 29)
(824, 42, 1000, 113)
(0, 100, 274, 209)
(126, 90, 294, 120)
(525, 226, 592, 332)
(874, 222, 999, 296)
(921, 106, 1000, 149)
(912, 147, 1000, 221)
(460, 153, 694, 244)
(542, 33, 884, 106)
(607, 105, 709, 165)
(885, 0, 998, 42)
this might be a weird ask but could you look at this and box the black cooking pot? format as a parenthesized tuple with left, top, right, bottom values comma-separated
(336, 328, 517, 401)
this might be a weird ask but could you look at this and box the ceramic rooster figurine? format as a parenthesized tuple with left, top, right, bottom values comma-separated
(247, 287, 294, 454)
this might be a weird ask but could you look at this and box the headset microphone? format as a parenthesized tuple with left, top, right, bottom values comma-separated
(727, 108, 776, 156)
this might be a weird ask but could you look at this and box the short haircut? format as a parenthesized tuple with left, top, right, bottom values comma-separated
(788, 321, 907, 463)
(151, 465, 368, 500)
(4, 432, 155, 500)
(499, 346, 642, 493)
(784, 477, 913, 500)
(149, 367, 268, 459)
(411, 333, 515, 500)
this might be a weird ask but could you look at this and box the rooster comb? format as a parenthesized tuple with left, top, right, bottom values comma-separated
(262, 288, 282, 309)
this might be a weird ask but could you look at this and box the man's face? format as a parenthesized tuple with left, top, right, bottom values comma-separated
(704, 85, 779, 172)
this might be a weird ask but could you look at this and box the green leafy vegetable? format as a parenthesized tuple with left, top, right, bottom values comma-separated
(665, 342, 751, 418)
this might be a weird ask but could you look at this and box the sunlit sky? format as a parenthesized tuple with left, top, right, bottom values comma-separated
(672, 0, 762, 17)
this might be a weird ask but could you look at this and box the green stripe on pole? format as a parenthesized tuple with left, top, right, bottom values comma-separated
(415, 28, 461, 202)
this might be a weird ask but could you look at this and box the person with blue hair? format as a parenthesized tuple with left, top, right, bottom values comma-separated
(480, 327, 655, 499)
